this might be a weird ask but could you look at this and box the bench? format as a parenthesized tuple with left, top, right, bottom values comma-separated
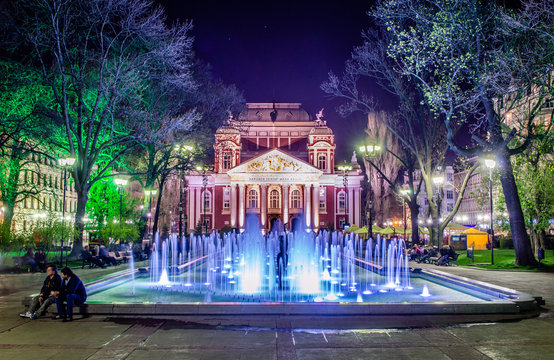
(446, 253, 460, 266)
(108, 251, 123, 265)
(81, 255, 98, 269)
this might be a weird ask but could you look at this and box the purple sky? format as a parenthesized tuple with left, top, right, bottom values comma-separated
(158, 0, 392, 161)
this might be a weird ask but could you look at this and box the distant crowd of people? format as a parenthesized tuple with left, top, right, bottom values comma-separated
(407, 244, 459, 266)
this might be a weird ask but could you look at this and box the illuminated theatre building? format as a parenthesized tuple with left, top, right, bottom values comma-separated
(185, 103, 363, 233)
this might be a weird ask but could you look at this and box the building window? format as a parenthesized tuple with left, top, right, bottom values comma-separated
(337, 191, 346, 213)
(269, 189, 280, 209)
(446, 190, 454, 200)
(222, 153, 232, 170)
(317, 155, 327, 171)
(447, 204, 453, 212)
(319, 187, 326, 210)
(290, 189, 302, 209)
(223, 187, 230, 209)
(447, 173, 453, 182)
(248, 188, 259, 209)
(202, 190, 212, 212)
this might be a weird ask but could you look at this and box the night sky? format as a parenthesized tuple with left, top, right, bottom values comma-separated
(158, 0, 386, 161)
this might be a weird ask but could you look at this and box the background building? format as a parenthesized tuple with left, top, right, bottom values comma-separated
(182, 103, 364, 232)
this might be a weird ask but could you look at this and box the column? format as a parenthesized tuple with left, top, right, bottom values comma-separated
(239, 184, 245, 229)
(304, 183, 311, 228)
(195, 187, 201, 228)
(312, 183, 320, 229)
(354, 188, 360, 226)
(188, 187, 195, 232)
(261, 184, 267, 229)
(230, 183, 237, 227)
(283, 184, 289, 226)
(348, 187, 353, 225)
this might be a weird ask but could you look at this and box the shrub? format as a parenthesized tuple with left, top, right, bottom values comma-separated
(499, 237, 513, 249)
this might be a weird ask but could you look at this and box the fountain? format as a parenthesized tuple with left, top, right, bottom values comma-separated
(70, 214, 538, 318)
(146, 214, 414, 303)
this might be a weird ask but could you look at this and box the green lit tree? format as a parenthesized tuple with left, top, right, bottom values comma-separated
(7, 0, 197, 257)
(0, 60, 55, 236)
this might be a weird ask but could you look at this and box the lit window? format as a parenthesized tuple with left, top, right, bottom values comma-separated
(290, 189, 302, 209)
(337, 191, 346, 212)
(319, 187, 326, 210)
(317, 155, 327, 171)
(202, 191, 212, 211)
(248, 189, 259, 209)
(223, 187, 230, 209)
(222, 153, 232, 170)
(269, 189, 280, 209)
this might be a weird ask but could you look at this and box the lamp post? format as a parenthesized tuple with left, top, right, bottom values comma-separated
(174, 144, 193, 240)
(432, 171, 444, 248)
(144, 189, 157, 237)
(58, 156, 75, 266)
(114, 177, 128, 244)
(359, 144, 381, 236)
(196, 165, 210, 234)
(337, 162, 353, 229)
(484, 158, 496, 265)
(400, 188, 410, 242)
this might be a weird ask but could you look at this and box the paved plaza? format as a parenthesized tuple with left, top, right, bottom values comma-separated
(0, 264, 553, 360)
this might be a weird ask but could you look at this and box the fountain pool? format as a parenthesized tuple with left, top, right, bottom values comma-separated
(78, 218, 537, 316)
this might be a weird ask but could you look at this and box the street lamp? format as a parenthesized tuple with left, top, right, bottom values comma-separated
(484, 157, 496, 265)
(432, 172, 444, 248)
(58, 156, 75, 267)
(174, 144, 193, 240)
(400, 188, 410, 242)
(144, 189, 157, 237)
(337, 162, 353, 229)
(114, 177, 128, 244)
(358, 144, 381, 236)
(196, 165, 211, 234)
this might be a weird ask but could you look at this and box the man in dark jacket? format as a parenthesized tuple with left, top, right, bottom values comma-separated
(54, 267, 87, 322)
(20, 264, 61, 319)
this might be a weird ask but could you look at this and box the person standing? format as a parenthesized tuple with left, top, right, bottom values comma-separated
(20, 264, 61, 319)
(54, 267, 87, 322)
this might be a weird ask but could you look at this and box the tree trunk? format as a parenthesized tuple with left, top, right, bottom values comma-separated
(152, 177, 166, 236)
(497, 152, 537, 266)
(409, 199, 419, 244)
(67, 191, 88, 259)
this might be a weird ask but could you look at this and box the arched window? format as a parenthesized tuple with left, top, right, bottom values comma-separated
(290, 189, 302, 209)
(337, 191, 346, 212)
(202, 190, 212, 212)
(317, 154, 327, 171)
(248, 188, 259, 209)
(269, 189, 280, 209)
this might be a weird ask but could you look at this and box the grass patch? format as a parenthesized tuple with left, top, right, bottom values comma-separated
(458, 249, 554, 271)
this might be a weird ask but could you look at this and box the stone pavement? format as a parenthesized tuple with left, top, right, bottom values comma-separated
(0, 264, 553, 360)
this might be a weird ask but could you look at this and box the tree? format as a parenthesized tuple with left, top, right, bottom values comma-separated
(8, 0, 197, 256)
(322, 28, 477, 246)
(372, 0, 554, 265)
(85, 176, 140, 231)
(0, 60, 55, 235)
(124, 60, 244, 239)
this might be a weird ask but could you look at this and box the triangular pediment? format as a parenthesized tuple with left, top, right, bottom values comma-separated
(228, 149, 323, 176)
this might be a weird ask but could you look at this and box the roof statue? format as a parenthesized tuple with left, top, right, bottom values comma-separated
(314, 108, 327, 127)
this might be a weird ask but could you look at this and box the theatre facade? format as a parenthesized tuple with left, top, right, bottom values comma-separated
(185, 103, 363, 232)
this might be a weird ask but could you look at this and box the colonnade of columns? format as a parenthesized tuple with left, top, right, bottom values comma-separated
(229, 182, 320, 231)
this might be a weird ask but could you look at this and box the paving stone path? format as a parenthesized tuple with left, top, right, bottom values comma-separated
(0, 263, 553, 359)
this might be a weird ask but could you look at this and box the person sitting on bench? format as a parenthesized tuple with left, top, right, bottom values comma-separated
(20, 264, 61, 319)
(54, 267, 87, 322)
(81, 245, 107, 268)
